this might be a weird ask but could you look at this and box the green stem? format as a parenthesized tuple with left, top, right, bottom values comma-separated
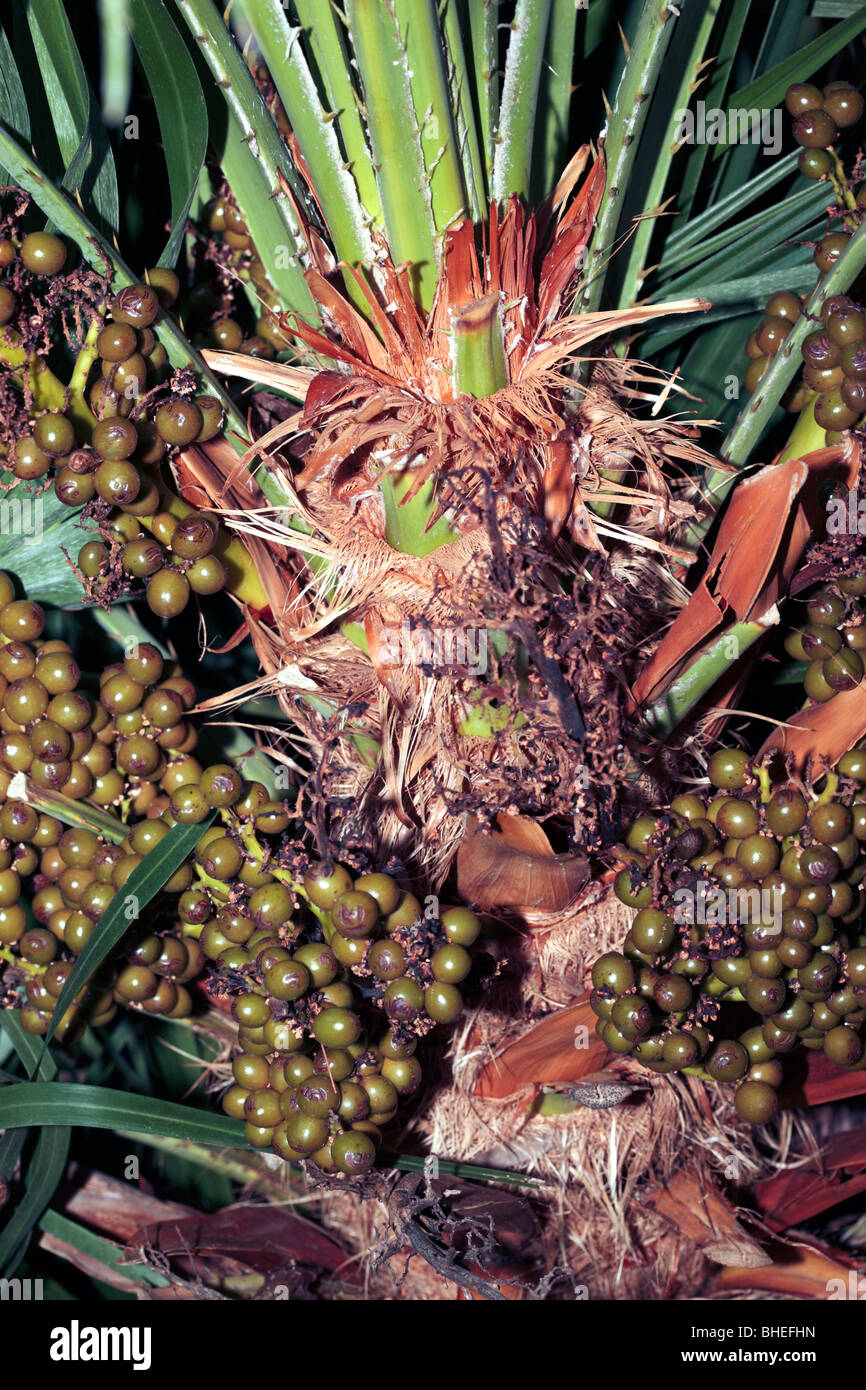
(814, 772, 840, 806)
(465, 0, 498, 186)
(116, 1128, 304, 1195)
(292, 0, 383, 227)
(440, 0, 487, 217)
(1, 947, 40, 976)
(241, 0, 374, 278)
(345, 0, 437, 308)
(450, 293, 508, 398)
(491, 0, 552, 202)
(0, 329, 68, 414)
(394, 0, 470, 233)
(173, 0, 316, 321)
(533, 0, 577, 203)
(578, 0, 679, 315)
(615, 0, 722, 312)
(639, 617, 771, 740)
(67, 313, 102, 429)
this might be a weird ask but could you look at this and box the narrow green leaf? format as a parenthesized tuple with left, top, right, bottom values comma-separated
(98, 0, 132, 125)
(16, 780, 127, 843)
(754, 0, 813, 74)
(45, 816, 214, 1047)
(0, 1082, 246, 1146)
(60, 128, 95, 199)
(675, 0, 752, 221)
(811, 0, 864, 13)
(25, 0, 119, 231)
(0, 467, 89, 607)
(129, 0, 207, 268)
(679, 313, 759, 426)
(584, 0, 618, 56)
(0, 1013, 66, 1277)
(0, 1013, 57, 1083)
(0, 1127, 70, 1275)
(0, 1130, 26, 1182)
(658, 169, 824, 280)
(492, 0, 552, 201)
(0, 124, 253, 443)
(713, 7, 866, 155)
(639, 261, 817, 356)
(0, 25, 30, 186)
(712, 0, 811, 196)
(664, 150, 801, 258)
(91, 604, 171, 659)
(615, 0, 722, 309)
(657, 192, 826, 297)
(345, 0, 436, 307)
(385, 1151, 542, 1187)
(39, 1209, 171, 1287)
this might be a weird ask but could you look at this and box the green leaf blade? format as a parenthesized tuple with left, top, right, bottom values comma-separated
(0, 1082, 246, 1147)
(25, 0, 119, 232)
(44, 816, 215, 1047)
(0, 26, 31, 186)
(129, 0, 207, 268)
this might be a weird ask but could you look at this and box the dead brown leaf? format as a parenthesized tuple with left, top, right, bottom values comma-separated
(457, 813, 589, 912)
(475, 995, 609, 1098)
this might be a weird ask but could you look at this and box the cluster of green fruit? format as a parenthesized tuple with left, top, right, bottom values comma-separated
(193, 195, 291, 360)
(747, 288, 866, 434)
(744, 288, 802, 398)
(0, 229, 69, 312)
(788, 78, 864, 276)
(598, 748, 866, 1124)
(0, 223, 230, 620)
(0, 583, 208, 1035)
(787, 79, 864, 181)
(0, 578, 480, 1173)
(214, 862, 479, 1175)
(78, 505, 228, 620)
(0, 572, 200, 807)
(743, 80, 866, 437)
(784, 575, 866, 703)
